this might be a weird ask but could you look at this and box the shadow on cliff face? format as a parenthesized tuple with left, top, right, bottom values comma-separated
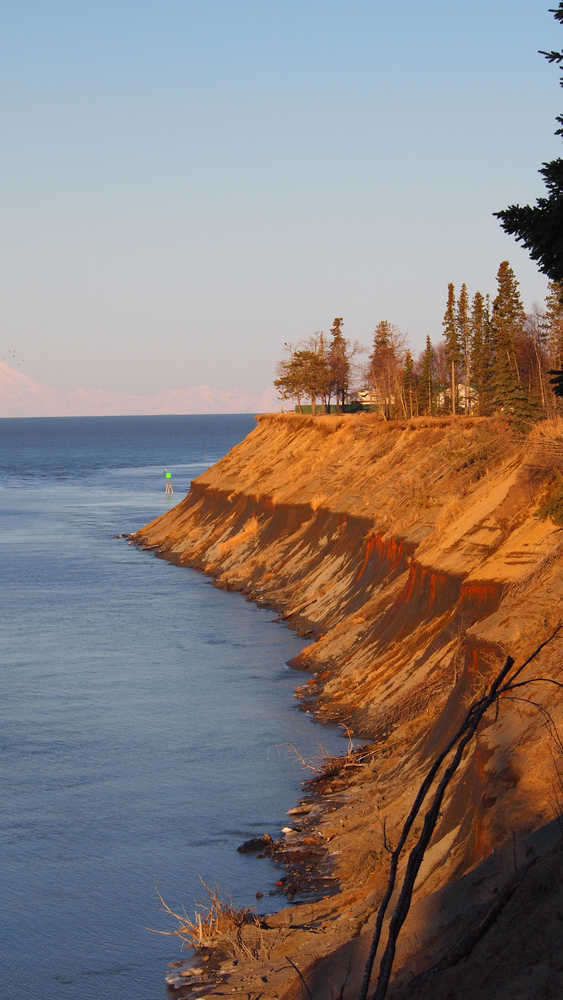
(385, 816, 563, 1000)
(287, 824, 563, 1000)
(292, 757, 563, 999)
(310, 820, 563, 1000)
(291, 621, 563, 999)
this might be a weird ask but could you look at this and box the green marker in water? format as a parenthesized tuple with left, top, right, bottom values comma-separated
(164, 469, 174, 496)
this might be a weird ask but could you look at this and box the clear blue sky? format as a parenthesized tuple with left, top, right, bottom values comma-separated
(2, 1, 561, 407)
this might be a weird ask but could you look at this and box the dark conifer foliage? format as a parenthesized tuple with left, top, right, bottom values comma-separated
(418, 335, 434, 415)
(495, 3, 563, 284)
(491, 262, 524, 394)
(470, 291, 491, 415)
(402, 350, 416, 417)
(495, 163, 563, 282)
(369, 321, 392, 417)
(491, 262, 538, 427)
(539, 1, 563, 136)
(328, 317, 350, 409)
(442, 283, 460, 414)
(457, 283, 471, 413)
(549, 369, 563, 395)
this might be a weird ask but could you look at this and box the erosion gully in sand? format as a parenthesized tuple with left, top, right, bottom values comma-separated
(132, 413, 563, 1000)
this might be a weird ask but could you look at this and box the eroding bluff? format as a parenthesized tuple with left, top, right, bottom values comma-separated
(133, 413, 563, 1000)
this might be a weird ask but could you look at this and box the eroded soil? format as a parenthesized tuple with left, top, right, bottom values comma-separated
(133, 414, 563, 999)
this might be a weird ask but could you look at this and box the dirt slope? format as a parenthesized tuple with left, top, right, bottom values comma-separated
(133, 414, 563, 999)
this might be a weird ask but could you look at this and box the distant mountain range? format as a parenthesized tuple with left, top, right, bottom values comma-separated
(0, 362, 276, 417)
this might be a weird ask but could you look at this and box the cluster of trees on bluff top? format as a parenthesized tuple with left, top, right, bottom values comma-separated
(275, 4, 563, 426)
(274, 266, 563, 426)
(274, 317, 358, 416)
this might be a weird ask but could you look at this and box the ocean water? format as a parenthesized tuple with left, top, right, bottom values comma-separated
(0, 415, 342, 1000)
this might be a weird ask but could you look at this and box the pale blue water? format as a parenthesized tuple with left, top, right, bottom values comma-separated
(0, 415, 341, 1000)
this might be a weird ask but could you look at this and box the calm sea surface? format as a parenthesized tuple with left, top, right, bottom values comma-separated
(0, 415, 342, 1000)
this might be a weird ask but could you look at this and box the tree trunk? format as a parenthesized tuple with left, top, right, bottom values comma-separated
(533, 337, 546, 410)
(451, 360, 456, 415)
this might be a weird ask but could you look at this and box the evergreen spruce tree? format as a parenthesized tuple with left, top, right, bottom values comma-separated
(482, 294, 495, 414)
(328, 317, 350, 410)
(456, 282, 471, 412)
(419, 335, 434, 415)
(442, 283, 460, 414)
(491, 261, 538, 428)
(495, 3, 563, 285)
(317, 332, 332, 412)
(470, 291, 488, 414)
(491, 261, 525, 397)
(369, 321, 395, 418)
(402, 350, 415, 417)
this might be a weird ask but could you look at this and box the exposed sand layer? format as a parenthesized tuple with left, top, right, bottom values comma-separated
(133, 414, 563, 999)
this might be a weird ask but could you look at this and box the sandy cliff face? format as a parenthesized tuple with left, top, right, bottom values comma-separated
(133, 414, 563, 999)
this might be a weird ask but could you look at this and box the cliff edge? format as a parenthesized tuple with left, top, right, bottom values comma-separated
(133, 413, 563, 999)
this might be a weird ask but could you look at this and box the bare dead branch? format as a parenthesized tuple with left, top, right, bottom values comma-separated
(284, 955, 313, 1000)
(504, 694, 563, 754)
(506, 676, 563, 691)
(499, 623, 561, 690)
(358, 654, 515, 1000)
(287, 742, 326, 774)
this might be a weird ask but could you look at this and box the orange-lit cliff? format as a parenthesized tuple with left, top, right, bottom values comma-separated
(133, 413, 563, 999)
